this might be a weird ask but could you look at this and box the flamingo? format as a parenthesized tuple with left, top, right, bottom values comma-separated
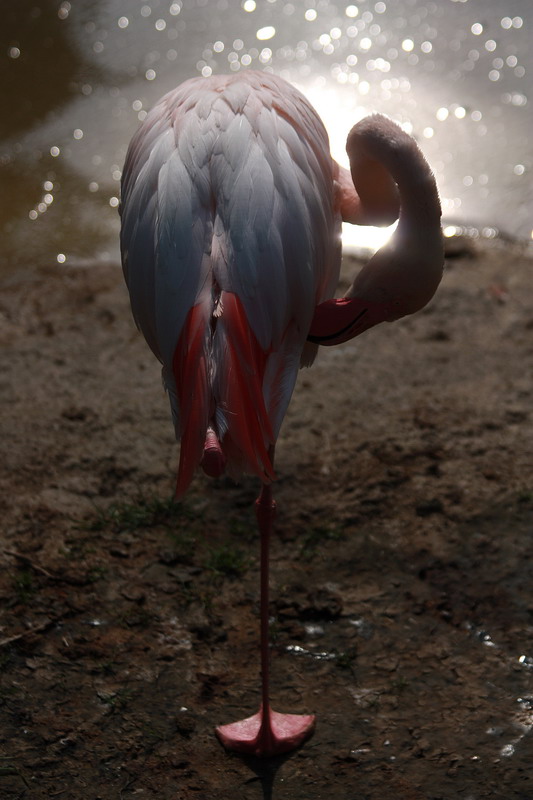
(119, 70, 443, 757)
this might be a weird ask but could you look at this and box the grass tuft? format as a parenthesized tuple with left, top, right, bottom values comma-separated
(81, 494, 193, 533)
(300, 525, 345, 558)
(13, 569, 35, 604)
(204, 544, 249, 578)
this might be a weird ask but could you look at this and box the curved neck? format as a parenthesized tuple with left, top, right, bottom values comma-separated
(347, 114, 442, 234)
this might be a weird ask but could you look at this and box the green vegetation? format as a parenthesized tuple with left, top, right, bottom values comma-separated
(204, 544, 249, 578)
(93, 660, 118, 676)
(86, 565, 108, 583)
(97, 687, 134, 710)
(517, 489, 533, 504)
(390, 675, 410, 694)
(13, 569, 34, 604)
(83, 494, 187, 532)
(334, 646, 357, 672)
(300, 525, 345, 558)
(228, 517, 255, 542)
(165, 527, 197, 563)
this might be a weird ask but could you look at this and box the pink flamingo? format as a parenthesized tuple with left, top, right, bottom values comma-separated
(120, 71, 443, 757)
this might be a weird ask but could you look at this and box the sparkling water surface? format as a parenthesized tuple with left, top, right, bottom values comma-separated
(1, 0, 531, 277)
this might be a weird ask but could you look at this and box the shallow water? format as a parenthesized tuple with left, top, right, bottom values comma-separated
(1, 0, 531, 278)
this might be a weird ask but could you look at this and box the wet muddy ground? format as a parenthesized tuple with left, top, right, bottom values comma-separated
(1, 241, 532, 799)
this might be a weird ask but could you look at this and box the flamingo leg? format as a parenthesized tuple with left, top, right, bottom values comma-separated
(215, 479, 315, 756)
(257, 482, 276, 751)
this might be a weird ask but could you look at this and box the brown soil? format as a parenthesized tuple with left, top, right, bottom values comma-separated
(1, 240, 532, 799)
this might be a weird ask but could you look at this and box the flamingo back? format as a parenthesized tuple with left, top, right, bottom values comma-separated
(120, 71, 341, 493)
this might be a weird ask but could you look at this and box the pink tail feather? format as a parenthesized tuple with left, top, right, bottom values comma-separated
(172, 293, 276, 497)
(219, 293, 276, 484)
(172, 304, 210, 498)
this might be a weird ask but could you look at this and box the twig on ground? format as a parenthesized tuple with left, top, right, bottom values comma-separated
(3, 548, 55, 579)
(0, 618, 56, 649)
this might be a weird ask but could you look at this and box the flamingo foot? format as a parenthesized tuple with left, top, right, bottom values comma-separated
(201, 426, 226, 478)
(216, 705, 315, 757)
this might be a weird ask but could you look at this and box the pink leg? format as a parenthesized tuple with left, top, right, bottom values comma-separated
(216, 480, 315, 756)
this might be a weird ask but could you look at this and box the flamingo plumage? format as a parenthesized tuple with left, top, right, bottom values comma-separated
(120, 70, 443, 756)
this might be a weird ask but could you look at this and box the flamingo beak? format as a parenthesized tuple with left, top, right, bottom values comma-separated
(307, 296, 395, 346)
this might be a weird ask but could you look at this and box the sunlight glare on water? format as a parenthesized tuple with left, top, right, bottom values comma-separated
(0, 0, 531, 277)
(303, 81, 397, 251)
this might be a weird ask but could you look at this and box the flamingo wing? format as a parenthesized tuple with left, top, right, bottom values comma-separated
(120, 72, 341, 494)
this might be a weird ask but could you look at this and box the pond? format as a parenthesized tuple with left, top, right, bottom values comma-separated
(1, 0, 531, 280)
